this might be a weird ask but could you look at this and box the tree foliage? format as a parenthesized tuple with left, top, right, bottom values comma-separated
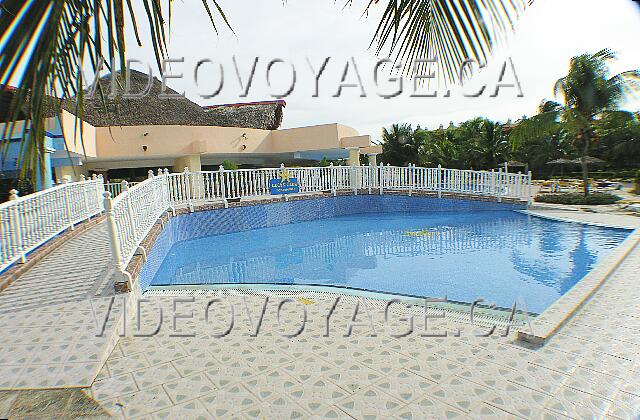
(380, 50, 640, 186)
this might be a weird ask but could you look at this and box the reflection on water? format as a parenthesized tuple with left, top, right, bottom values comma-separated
(145, 211, 630, 313)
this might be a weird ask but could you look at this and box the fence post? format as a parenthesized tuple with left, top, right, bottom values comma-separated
(408, 164, 414, 197)
(330, 163, 337, 197)
(437, 165, 442, 198)
(279, 163, 289, 202)
(103, 191, 131, 290)
(63, 179, 75, 231)
(164, 168, 176, 215)
(352, 165, 358, 196)
(80, 174, 91, 217)
(122, 181, 137, 236)
(9, 190, 26, 264)
(490, 170, 495, 196)
(379, 162, 384, 195)
(219, 165, 228, 208)
(184, 167, 194, 212)
(497, 168, 503, 202)
(528, 171, 533, 205)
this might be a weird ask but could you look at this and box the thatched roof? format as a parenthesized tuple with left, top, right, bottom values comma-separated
(76, 70, 215, 127)
(73, 70, 285, 129)
(203, 100, 285, 130)
(2, 71, 286, 130)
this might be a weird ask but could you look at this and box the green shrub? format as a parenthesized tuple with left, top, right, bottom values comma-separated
(221, 160, 238, 170)
(535, 193, 621, 205)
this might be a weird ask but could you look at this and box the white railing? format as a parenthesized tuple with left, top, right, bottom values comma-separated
(105, 181, 140, 197)
(0, 175, 105, 272)
(102, 164, 531, 287)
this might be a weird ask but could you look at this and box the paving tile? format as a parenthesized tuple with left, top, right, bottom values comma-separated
(544, 386, 613, 418)
(395, 394, 466, 419)
(564, 367, 624, 400)
(107, 353, 150, 376)
(162, 372, 217, 405)
(484, 381, 552, 418)
(338, 386, 404, 418)
(506, 363, 569, 395)
(170, 352, 219, 377)
(325, 361, 384, 394)
(606, 390, 640, 419)
(151, 398, 213, 420)
(242, 368, 299, 402)
(281, 356, 341, 384)
(284, 377, 350, 414)
(467, 403, 523, 419)
(12, 364, 62, 388)
(53, 362, 99, 387)
(0, 366, 23, 389)
(428, 375, 497, 413)
(132, 362, 181, 390)
(113, 385, 173, 418)
(143, 343, 188, 366)
(374, 369, 436, 402)
(91, 373, 139, 401)
(204, 360, 257, 389)
(242, 394, 308, 419)
(199, 385, 260, 418)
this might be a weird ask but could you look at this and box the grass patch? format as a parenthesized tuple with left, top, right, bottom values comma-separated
(535, 193, 621, 205)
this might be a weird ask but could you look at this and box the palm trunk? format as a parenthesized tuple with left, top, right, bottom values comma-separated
(581, 134, 591, 197)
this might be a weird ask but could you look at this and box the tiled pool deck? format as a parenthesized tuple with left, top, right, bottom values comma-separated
(0, 207, 639, 418)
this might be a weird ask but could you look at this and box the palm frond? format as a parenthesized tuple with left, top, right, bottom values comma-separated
(0, 0, 230, 182)
(366, 0, 533, 84)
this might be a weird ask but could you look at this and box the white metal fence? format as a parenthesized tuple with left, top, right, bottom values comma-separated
(0, 165, 530, 276)
(102, 164, 531, 286)
(105, 181, 140, 198)
(0, 175, 105, 272)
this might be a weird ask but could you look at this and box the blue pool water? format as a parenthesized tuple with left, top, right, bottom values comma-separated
(141, 197, 631, 313)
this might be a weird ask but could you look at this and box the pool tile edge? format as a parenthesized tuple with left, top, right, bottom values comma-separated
(517, 229, 640, 345)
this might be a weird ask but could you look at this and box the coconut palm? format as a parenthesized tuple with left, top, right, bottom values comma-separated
(380, 123, 418, 166)
(419, 125, 460, 168)
(0, 0, 533, 181)
(510, 49, 640, 195)
(457, 118, 508, 169)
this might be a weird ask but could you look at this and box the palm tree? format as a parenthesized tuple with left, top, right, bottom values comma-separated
(511, 49, 640, 195)
(457, 118, 508, 169)
(380, 123, 417, 166)
(419, 125, 460, 168)
(0, 0, 533, 182)
(509, 101, 571, 175)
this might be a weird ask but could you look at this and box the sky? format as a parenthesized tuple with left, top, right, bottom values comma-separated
(119, 0, 640, 142)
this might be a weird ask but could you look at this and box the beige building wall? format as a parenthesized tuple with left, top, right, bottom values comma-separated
(270, 123, 359, 153)
(58, 110, 98, 157)
(92, 125, 272, 161)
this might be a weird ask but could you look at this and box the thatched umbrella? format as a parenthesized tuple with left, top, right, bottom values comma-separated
(546, 158, 573, 177)
(500, 161, 527, 173)
(569, 156, 606, 165)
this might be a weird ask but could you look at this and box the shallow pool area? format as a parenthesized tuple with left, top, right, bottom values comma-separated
(140, 196, 631, 314)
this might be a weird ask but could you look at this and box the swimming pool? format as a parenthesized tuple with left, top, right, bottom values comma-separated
(139, 196, 631, 314)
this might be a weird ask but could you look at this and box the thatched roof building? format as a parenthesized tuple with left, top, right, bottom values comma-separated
(203, 100, 285, 131)
(2, 71, 287, 130)
(73, 70, 286, 129)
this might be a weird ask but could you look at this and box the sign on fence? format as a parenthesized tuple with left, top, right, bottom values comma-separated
(270, 170, 300, 195)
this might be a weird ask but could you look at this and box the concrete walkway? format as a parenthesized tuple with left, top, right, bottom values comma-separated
(84, 209, 640, 419)
(0, 221, 123, 389)
(1, 207, 639, 418)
